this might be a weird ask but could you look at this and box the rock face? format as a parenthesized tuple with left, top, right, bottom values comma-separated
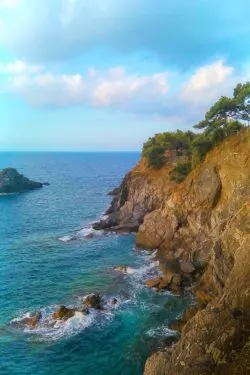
(93, 159, 176, 232)
(95, 130, 250, 375)
(142, 131, 250, 375)
(0, 168, 46, 194)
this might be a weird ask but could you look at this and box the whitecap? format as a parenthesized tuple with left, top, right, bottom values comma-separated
(58, 235, 74, 242)
(58, 225, 104, 243)
(146, 326, 176, 338)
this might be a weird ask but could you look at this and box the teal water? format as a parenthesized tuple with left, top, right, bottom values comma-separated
(0, 152, 189, 375)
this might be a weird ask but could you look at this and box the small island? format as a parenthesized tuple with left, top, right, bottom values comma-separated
(0, 168, 48, 194)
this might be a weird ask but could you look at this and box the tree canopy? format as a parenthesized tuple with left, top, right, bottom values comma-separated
(194, 82, 250, 134)
(142, 82, 248, 181)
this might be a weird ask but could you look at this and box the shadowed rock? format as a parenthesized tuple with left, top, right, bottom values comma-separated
(84, 294, 103, 310)
(0, 168, 48, 194)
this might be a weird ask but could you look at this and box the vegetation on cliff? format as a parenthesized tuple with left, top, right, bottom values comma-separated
(142, 82, 250, 182)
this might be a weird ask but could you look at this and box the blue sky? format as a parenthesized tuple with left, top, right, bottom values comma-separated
(0, 0, 250, 151)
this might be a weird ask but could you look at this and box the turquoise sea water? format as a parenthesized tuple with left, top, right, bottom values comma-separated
(0, 152, 189, 375)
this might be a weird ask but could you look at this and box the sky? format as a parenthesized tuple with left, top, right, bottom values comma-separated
(0, 0, 250, 151)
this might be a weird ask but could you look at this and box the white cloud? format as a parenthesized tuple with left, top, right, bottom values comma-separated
(181, 60, 234, 106)
(4, 64, 169, 111)
(0, 60, 42, 75)
(1, 58, 248, 125)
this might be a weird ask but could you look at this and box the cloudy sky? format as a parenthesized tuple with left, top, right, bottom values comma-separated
(0, 0, 249, 151)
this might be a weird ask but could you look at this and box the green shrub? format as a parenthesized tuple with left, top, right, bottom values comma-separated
(142, 130, 196, 169)
(169, 162, 192, 183)
(144, 145, 166, 168)
(191, 135, 213, 167)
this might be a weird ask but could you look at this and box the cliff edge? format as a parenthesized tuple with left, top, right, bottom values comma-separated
(96, 130, 250, 375)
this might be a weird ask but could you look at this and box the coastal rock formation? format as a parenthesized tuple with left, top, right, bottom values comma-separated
(15, 311, 42, 329)
(113, 265, 129, 273)
(84, 294, 103, 310)
(143, 131, 250, 375)
(95, 130, 250, 375)
(53, 306, 75, 321)
(0, 168, 47, 194)
(93, 159, 176, 232)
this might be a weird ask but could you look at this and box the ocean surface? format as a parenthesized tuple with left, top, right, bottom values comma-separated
(0, 152, 189, 375)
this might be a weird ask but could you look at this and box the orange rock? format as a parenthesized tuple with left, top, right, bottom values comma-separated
(52, 306, 75, 321)
(145, 278, 161, 288)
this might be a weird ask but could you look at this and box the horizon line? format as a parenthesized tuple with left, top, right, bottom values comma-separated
(0, 150, 141, 153)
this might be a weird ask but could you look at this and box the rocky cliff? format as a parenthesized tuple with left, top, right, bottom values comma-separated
(93, 159, 176, 232)
(95, 130, 250, 375)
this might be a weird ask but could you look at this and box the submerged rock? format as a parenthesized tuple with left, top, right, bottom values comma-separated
(0, 168, 47, 194)
(52, 306, 75, 321)
(16, 311, 42, 329)
(114, 265, 129, 273)
(84, 294, 103, 310)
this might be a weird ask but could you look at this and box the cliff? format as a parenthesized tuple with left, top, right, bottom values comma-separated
(93, 159, 177, 232)
(96, 130, 250, 375)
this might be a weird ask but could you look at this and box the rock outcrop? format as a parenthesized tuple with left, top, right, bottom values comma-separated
(17, 311, 42, 328)
(0, 168, 48, 194)
(96, 130, 250, 375)
(93, 159, 176, 232)
(52, 306, 75, 321)
(84, 294, 103, 310)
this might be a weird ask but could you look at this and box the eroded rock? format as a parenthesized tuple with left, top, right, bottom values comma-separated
(52, 306, 75, 321)
(84, 294, 103, 310)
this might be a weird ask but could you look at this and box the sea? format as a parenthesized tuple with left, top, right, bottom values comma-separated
(0, 152, 189, 375)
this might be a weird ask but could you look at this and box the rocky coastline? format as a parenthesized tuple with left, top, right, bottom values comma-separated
(94, 130, 250, 375)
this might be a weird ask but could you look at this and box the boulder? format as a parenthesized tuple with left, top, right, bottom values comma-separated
(84, 294, 103, 310)
(111, 298, 118, 305)
(21, 311, 42, 328)
(29, 311, 42, 328)
(144, 351, 171, 375)
(145, 278, 161, 289)
(162, 268, 175, 285)
(52, 305, 75, 321)
(0, 168, 47, 194)
(114, 265, 128, 273)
